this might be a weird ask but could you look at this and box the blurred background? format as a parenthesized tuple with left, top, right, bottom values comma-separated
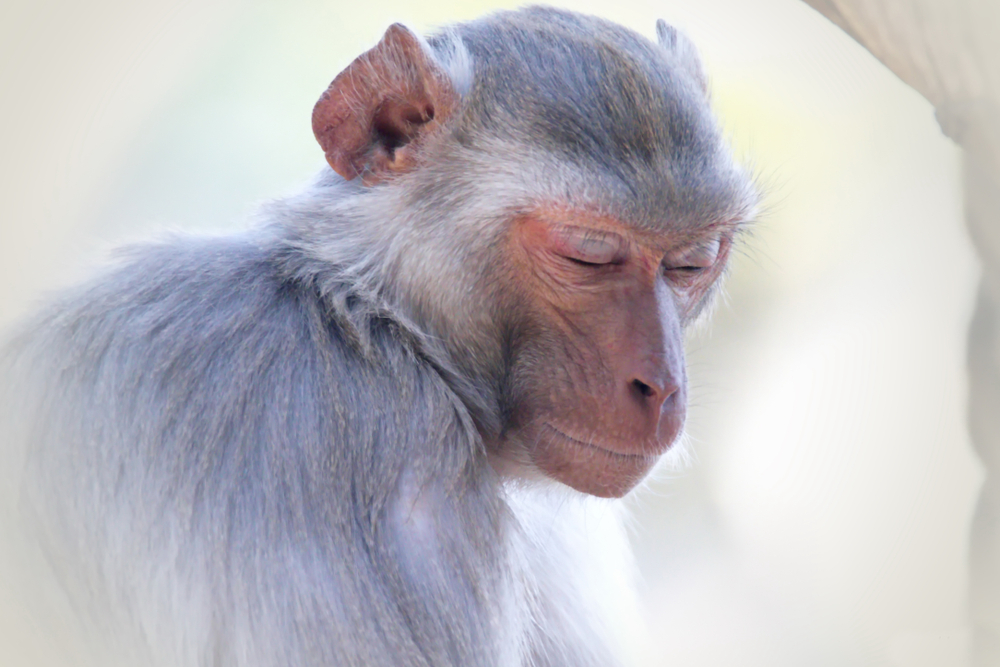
(0, 0, 981, 665)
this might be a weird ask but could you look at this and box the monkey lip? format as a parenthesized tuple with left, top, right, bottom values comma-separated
(542, 423, 660, 460)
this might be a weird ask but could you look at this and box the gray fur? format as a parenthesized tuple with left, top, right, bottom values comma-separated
(6, 233, 502, 664)
(1, 7, 755, 667)
(428, 7, 749, 230)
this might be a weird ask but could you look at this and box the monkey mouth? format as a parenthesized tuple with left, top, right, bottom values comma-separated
(542, 423, 655, 460)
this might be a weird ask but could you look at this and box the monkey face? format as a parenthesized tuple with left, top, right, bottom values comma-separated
(496, 208, 732, 498)
(308, 14, 752, 499)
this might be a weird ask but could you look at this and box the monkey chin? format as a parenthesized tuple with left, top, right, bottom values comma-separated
(496, 424, 664, 499)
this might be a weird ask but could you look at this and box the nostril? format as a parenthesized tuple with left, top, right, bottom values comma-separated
(632, 378, 656, 398)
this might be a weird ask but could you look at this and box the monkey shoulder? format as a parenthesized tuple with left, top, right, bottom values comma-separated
(2, 232, 520, 666)
(8, 232, 482, 521)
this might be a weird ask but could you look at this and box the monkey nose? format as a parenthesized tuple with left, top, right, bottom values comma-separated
(627, 374, 685, 451)
(629, 375, 680, 412)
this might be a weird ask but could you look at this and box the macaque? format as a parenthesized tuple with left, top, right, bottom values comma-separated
(0, 6, 756, 667)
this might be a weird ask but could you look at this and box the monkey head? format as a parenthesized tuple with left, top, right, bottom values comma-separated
(310, 8, 757, 498)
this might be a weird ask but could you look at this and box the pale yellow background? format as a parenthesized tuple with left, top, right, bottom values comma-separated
(0, 0, 981, 665)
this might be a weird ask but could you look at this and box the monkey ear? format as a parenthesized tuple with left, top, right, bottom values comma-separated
(655, 19, 708, 93)
(312, 24, 458, 185)
(655, 19, 678, 50)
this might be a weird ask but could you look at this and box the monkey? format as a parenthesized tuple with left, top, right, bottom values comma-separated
(0, 6, 756, 667)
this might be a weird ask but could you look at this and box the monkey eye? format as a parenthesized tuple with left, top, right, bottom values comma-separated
(551, 225, 626, 266)
(662, 237, 722, 275)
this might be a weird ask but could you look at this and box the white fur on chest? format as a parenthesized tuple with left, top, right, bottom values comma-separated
(389, 473, 648, 666)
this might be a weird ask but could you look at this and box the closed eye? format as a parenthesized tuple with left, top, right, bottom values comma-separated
(663, 237, 722, 275)
(662, 265, 707, 283)
(567, 256, 608, 268)
(551, 225, 627, 266)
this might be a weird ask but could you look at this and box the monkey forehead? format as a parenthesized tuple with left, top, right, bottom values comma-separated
(513, 203, 738, 252)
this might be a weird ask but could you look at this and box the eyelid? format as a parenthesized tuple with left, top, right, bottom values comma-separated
(664, 236, 722, 269)
(551, 225, 627, 265)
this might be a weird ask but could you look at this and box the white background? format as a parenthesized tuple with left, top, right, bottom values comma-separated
(0, 0, 982, 665)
